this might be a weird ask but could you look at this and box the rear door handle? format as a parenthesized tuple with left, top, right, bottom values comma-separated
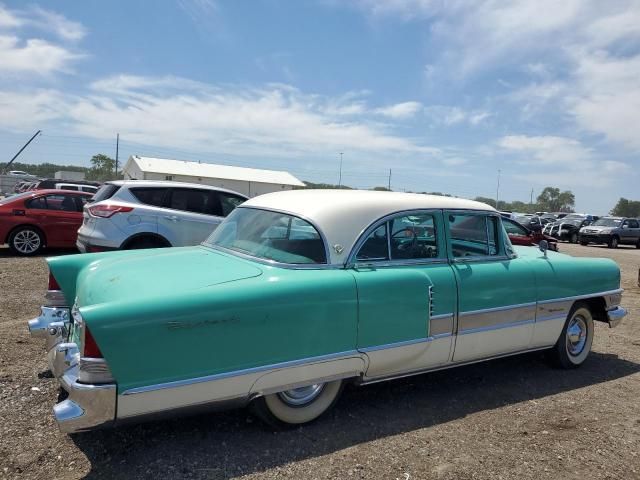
(164, 215, 179, 222)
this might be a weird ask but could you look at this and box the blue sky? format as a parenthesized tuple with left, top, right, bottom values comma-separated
(0, 0, 638, 212)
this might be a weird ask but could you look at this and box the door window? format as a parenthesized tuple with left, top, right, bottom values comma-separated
(448, 213, 500, 257)
(628, 219, 640, 228)
(356, 212, 440, 261)
(169, 189, 222, 216)
(27, 194, 77, 211)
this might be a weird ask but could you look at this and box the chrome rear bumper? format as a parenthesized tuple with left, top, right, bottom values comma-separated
(607, 306, 627, 328)
(53, 365, 116, 433)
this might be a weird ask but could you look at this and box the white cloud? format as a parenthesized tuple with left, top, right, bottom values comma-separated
(0, 35, 82, 74)
(0, 75, 438, 158)
(425, 105, 491, 126)
(375, 101, 422, 119)
(0, 89, 65, 130)
(498, 134, 630, 187)
(30, 6, 87, 41)
(0, 4, 21, 28)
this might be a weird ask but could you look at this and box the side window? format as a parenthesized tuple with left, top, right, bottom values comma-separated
(629, 219, 640, 228)
(448, 213, 500, 258)
(356, 224, 389, 261)
(220, 193, 246, 216)
(74, 196, 89, 212)
(59, 185, 78, 191)
(390, 214, 439, 259)
(503, 219, 528, 236)
(130, 188, 169, 207)
(26, 196, 47, 210)
(169, 189, 222, 216)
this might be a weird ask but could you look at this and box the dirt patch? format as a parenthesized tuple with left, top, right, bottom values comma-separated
(1, 244, 639, 479)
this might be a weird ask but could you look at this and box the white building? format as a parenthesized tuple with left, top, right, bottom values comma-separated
(122, 156, 305, 197)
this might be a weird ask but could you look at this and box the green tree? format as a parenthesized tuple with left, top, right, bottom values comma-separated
(474, 196, 497, 208)
(610, 198, 640, 217)
(372, 186, 391, 191)
(536, 187, 575, 212)
(87, 154, 116, 181)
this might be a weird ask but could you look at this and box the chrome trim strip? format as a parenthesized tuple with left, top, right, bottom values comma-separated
(537, 289, 623, 305)
(458, 318, 535, 335)
(431, 313, 454, 321)
(122, 349, 359, 396)
(361, 346, 552, 385)
(452, 255, 512, 263)
(459, 301, 537, 317)
(535, 314, 566, 323)
(358, 333, 453, 354)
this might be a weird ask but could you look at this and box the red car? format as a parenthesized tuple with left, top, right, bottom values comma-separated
(503, 217, 558, 251)
(0, 190, 93, 256)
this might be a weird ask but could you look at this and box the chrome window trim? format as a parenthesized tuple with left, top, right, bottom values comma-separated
(537, 288, 623, 305)
(452, 255, 512, 264)
(121, 349, 359, 396)
(354, 258, 449, 269)
(202, 205, 335, 269)
(347, 208, 446, 266)
(458, 318, 535, 335)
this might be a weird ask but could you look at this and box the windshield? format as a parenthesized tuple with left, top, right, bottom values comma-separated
(561, 219, 583, 226)
(593, 218, 622, 227)
(205, 207, 327, 265)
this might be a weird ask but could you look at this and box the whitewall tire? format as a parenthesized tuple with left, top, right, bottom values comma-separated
(550, 303, 594, 369)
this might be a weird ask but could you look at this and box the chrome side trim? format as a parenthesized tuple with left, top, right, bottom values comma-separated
(360, 345, 552, 385)
(535, 314, 567, 323)
(359, 337, 433, 353)
(458, 318, 535, 335)
(452, 255, 512, 263)
(121, 349, 359, 396)
(459, 301, 537, 317)
(537, 289, 623, 305)
(430, 313, 454, 336)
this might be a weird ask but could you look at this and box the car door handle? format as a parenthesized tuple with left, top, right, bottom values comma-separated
(164, 215, 179, 222)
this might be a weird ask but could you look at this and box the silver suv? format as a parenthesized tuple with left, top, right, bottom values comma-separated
(579, 217, 640, 248)
(77, 180, 247, 252)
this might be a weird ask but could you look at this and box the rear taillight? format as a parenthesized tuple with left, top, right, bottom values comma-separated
(48, 272, 61, 290)
(83, 326, 103, 358)
(45, 271, 66, 307)
(88, 204, 133, 218)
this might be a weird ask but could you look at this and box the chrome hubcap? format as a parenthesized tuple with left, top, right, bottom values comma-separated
(566, 315, 587, 356)
(278, 383, 325, 406)
(13, 230, 41, 254)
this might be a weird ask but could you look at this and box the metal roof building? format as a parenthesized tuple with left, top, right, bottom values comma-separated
(122, 156, 305, 197)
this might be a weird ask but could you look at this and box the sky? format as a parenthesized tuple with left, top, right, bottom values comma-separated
(0, 0, 638, 213)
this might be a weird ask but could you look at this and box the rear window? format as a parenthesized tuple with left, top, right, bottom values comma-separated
(92, 184, 121, 203)
(130, 187, 168, 207)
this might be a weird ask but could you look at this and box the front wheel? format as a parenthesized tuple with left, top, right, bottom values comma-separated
(608, 236, 619, 249)
(250, 380, 344, 429)
(570, 232, 578, 243)
(549, 302, 593, 369)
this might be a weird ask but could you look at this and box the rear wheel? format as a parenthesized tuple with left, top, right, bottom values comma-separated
(570, 232, 578, 243)
(580, 241, 588, 246)
(549, 302, 593, 369)
(124, 236, 168, 250)
(608, 236, 619, 249)
(8, 226, 44, 256)
(250, 380, 344, 429)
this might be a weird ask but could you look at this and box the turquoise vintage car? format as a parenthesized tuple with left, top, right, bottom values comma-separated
(28, 190, 627, 433)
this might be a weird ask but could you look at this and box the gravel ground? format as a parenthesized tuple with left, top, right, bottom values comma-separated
(1, 243, 639, 480)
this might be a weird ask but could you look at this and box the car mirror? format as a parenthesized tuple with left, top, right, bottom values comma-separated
(538, 240, 548, 258)
(622, 224, 629, 229)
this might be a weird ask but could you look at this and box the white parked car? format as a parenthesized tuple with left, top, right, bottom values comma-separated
(56, 183, 99, 194)
(76, 180, 248, 252)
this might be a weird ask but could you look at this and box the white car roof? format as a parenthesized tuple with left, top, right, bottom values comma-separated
(108, 180, 248, 198)
(242, 189, 495, 264)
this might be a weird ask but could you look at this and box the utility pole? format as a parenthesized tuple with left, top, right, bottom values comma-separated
(115, 133, 120, 178)
(3, 130, 41, 173)
(338, 152, 343, 187)
(388, 169, 392, 191)
(530, 188, 534, 207)
(495, 169, 501, 209)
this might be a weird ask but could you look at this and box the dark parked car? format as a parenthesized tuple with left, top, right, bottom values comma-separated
(542, 215, 595, 243)
(503, 217, 558, 251)
(513, 215, 544, 232)
(579, 217, 640, 248)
